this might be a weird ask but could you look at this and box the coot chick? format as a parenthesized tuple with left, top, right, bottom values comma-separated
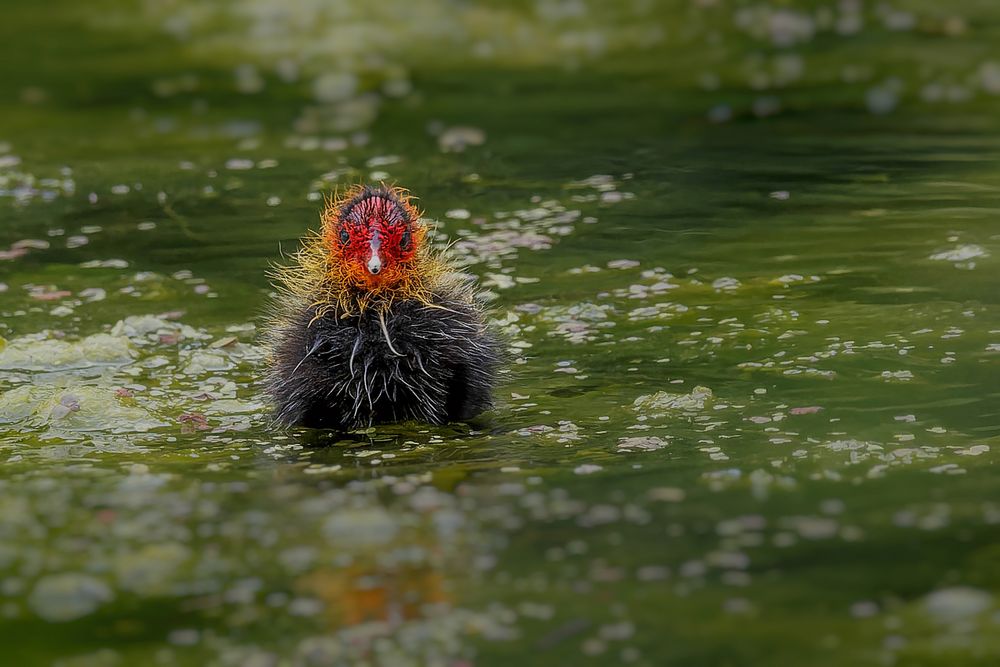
(264, 184, 502, 430)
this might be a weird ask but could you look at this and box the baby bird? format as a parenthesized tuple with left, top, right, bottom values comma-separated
(264, 184, 502, 430)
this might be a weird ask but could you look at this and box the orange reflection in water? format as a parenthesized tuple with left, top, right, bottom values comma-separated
(301, 563, 451, 627)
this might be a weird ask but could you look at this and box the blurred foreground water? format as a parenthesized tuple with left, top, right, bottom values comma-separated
(1, 1, 999, 665)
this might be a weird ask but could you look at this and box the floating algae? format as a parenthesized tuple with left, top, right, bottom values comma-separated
(0, 385, 166, 433)
(28, 573, 113, 622)
(0, 333, 133, 371)
(632, 386, 713, 418)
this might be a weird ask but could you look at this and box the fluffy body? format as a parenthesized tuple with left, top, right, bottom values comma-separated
(263, 184, 502, 430)
(266, 294, 501, 429)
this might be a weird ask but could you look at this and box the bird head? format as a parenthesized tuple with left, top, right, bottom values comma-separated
(322, 185, 426, 292)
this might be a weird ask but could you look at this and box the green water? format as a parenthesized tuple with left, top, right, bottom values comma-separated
(2, 1, 999, 665)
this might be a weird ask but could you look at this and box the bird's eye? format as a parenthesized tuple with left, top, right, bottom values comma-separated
(400, 229, 411, 250)
(339, 228, 350, 245)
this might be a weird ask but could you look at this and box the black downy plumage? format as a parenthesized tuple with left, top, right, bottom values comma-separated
(263, 185, 503, 430)
(266, 296, 502, 429)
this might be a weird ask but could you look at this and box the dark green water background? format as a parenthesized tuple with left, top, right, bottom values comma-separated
(1, 1, 999, 665)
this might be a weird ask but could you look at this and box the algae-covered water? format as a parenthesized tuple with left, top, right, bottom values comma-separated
(2, 1, 1000, 665)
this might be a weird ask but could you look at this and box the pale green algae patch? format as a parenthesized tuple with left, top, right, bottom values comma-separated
(0, 332, 134, 371)
(0, 385, 162, 433)
(0, 315, 265, 448)
(633, 385, 714, 417)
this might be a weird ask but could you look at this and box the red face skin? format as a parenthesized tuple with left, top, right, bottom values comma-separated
(332, 193, 419, 290)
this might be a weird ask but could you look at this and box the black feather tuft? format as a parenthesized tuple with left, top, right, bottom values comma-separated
(264, 293, 503, 430)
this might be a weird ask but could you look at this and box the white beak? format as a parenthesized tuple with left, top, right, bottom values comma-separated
(367, 231, 382, 275)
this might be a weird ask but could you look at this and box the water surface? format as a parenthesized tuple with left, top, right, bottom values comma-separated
(1, 2, 999, 665)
